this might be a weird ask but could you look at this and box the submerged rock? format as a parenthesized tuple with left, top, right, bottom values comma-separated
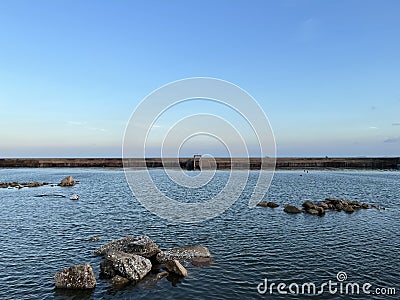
(88, 236, 101, 242)
(283, 205, 302, 214)
(94, 235, 160, 258)
(165, 260, 187, 277)
(59, 176, 75, 187)
(110, 275, 131, 287)
(54, 263, 96, 289)
(156, 245, 211, 264)
(100, 251, 152, 281)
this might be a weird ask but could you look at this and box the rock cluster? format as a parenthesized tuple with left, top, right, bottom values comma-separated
(55, 235, 211, 289)
(256, 201, 279, 208)
(0, 181, 48, 189)
(281, 198, 383, 216)
(1, 176, 77, 189)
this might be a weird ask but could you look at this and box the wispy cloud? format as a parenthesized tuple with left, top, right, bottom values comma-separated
(67, 121, 86, 126)
(384, 137, 400, 143)
(66, 121, 107, 132)
(392, 122, 400, 126)
(369, 126, 378, 129)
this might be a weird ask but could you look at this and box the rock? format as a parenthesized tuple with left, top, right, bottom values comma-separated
(70, 194, 79, 201)
(317, 207, 325, 216)
(283, 205, 302, 214)
(318, 202, 329, 210)
(54, 263, 96, 289)
(94, 236, 160, 258)
(156, 245, 211, 264)
(302, 201, 316, 210)
(335, 203, 344, 211)
(88, 236, 101, 242)
(306, 208, 320, 215)
(257, 201, 279, 208)
(110, 275, 130, 287)
(156, 271, 169, 280)
(165, 260, 187, 277)
(27, 182, 43, 188)
(343, 206, 354, 214)
(59, 176, 75, 187)
(256, 201, 268, 207)
(100, 251, 152, 281)
(361, 203, 369, 209)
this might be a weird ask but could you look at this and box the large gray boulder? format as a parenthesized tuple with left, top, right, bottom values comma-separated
(94, 235, 160, 258)
(100, 251, 152, 281)
(156, 245, 211, 264)
(54, 263, 96, 289)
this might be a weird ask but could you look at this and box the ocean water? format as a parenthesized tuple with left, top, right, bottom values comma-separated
(0, 168, 398, 299)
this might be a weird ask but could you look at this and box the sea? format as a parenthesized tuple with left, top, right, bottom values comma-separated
(0, 168, 398, 299)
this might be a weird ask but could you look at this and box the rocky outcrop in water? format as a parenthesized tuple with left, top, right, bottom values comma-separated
(54, 263, 96, 289)
(155, 245, 211, 264)
(100, 251, 152, 281)
(257, 201, 279, 208)
(58, 176, 76, 187)
(283, 205, 302, 214)
(282, 198, 383, 217)
(0, 182, 48, 189)
(94, 235, 161, 258)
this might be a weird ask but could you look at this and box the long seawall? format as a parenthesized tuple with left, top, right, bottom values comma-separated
(0, 158, 399, 169)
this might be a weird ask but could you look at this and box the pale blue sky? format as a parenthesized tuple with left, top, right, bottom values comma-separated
(0, 0, 399, 157)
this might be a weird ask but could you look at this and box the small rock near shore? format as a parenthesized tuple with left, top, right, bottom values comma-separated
(156, 271, 169, 280)
(165, 260, 187, 277)
(54, 263, 96, 289)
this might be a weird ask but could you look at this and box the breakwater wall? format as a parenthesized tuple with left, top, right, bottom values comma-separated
(0, 158, 398, 170)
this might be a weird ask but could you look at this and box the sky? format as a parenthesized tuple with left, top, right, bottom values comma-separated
(0, 0, 399, 157)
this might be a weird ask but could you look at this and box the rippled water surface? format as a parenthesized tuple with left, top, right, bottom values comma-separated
(0, 169, 399, 299)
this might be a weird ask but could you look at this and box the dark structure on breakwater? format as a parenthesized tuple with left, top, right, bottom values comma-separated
(0, 157, 399, 170)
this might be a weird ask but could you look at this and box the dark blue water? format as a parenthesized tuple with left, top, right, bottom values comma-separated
(0, 169, 398, 299)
